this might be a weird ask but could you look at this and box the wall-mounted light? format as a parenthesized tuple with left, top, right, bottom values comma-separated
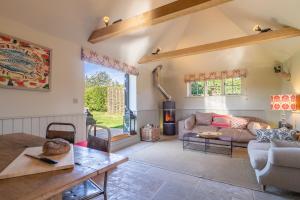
(253, 25, 272, 33)
(152, 47, 161, 55)
(273, 66, 291, 81)
(103, 16, 110, 27)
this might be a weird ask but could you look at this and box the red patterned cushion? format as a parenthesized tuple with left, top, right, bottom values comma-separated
(231, 117, 249, 129)
(211, 114, 231, 128)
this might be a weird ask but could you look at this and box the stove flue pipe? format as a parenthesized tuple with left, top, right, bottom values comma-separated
(152, 65, 172, 101)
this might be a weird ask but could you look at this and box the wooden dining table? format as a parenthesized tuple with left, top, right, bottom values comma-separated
(0, 133, 128, 200)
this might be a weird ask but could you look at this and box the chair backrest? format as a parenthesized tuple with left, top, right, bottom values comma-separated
(46, 122, 76, 144)
(87, 125, 111, 153)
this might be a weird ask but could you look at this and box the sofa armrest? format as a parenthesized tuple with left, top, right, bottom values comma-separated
(268, 147, 300, 169)
(177, 115, 195, 140)
(177, 120, 186, 140)
(184, 115, 196, 130)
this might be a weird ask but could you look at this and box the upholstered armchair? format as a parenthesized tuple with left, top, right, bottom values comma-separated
(248, 140, 300, 193)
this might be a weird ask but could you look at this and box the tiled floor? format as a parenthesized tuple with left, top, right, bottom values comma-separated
(91, 142, 300, 200)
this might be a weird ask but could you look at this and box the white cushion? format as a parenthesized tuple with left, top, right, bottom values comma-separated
(247, 121, 270, 136)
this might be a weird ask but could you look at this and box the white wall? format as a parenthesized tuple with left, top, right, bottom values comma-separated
(282, 50, 300, 130)
(0, 17, 85, 139)
(135, 65, 161, 130)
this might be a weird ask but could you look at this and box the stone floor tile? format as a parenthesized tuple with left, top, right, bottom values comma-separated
(253, 190, 300, 200)
(92, 185, 149, 200)
(107, 164, 165, 199)
(145, 165, 199, 184)
(116, 142, 153, 157)
(152, 180, 198, 200)
(187, 178, 254, 200)
(117, 160, 154, 174)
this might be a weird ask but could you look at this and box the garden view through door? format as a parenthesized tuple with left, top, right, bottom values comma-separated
(84, 62, 126, 136)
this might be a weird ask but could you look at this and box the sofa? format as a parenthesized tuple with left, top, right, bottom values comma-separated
(178, 112, 270, 147)
(248, 139, 300, 193)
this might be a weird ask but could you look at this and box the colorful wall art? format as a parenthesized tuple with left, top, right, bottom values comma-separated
(0, 33, 51, 91)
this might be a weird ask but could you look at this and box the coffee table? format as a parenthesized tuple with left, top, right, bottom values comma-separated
(182, 132, 233, 156)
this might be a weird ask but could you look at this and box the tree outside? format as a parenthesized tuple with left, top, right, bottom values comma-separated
(84, 64, 125, 129)
(85, 86, 107, 112)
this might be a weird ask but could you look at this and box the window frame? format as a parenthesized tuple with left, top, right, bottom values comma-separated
(187, 77, 244, 97)
(206, 79, 223, 96)
(189, 81, 206, 97)
(223, 77, 243, 96)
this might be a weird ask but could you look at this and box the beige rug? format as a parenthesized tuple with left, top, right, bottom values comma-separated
(130, 139, 260, 190)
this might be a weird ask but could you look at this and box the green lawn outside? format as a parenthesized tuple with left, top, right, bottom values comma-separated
(91, 111, 123, 128)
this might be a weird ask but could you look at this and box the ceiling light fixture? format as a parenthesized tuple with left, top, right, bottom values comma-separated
(103, 16, 110, 27)
(253, 25, 272, 33)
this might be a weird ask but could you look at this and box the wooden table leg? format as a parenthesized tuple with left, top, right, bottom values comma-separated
(104, 171, 108, 200)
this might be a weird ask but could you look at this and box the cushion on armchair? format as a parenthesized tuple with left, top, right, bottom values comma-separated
(256, 128, 297, 143)
(195, 112, 213, 125)
(256, 129, 279, 142)
(184, 115, 195, 130)
(276, 127, 297, 141)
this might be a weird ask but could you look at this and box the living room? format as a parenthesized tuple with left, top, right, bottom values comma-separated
(0, 0, 300, 200)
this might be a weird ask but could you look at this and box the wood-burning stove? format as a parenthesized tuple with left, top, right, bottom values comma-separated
(153, 65, 176, 136)
(163, 100, 176, 135)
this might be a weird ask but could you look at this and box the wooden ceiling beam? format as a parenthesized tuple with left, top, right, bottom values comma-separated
(88, 0, 232, 43)
(138, 27, 300, 64)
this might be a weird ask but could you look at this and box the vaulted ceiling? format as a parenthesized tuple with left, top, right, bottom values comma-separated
(0, 0, 299, 66)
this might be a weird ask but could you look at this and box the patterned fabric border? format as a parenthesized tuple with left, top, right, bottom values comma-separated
(271, 94, 297, 111)
(184, 69, 247, 83)
(81, 48, 139, 76)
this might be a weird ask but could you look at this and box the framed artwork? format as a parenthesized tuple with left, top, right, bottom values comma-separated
(0, 33, 51, 91)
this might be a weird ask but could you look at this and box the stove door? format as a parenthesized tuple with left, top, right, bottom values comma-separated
(163, 110, 175, 123)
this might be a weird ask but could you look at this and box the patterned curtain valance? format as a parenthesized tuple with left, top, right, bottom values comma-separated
(81, 48, 139, 76)
(184, 69, 247, 83)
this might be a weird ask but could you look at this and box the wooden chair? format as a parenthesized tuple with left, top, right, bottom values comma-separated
(46, 122, 76, 144)
(63, 124, 111, 200)
(87, 124, 111, 153)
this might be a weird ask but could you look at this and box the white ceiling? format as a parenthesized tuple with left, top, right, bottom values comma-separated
(0, 0, 299, 65)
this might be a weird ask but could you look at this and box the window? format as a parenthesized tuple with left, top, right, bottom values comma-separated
(206, 79, 222, 96)
(188, 77, 243, 97)
(190, 81, 205, 96)
(224, 77, 242, 95)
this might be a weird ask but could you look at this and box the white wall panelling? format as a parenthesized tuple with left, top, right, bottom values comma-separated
(23, 118, 31, 134)
(31, 118, 40, 137)
(3, 120, 13, 135)
(13, 119, 23, 133)
(0, 114, 86, 142)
